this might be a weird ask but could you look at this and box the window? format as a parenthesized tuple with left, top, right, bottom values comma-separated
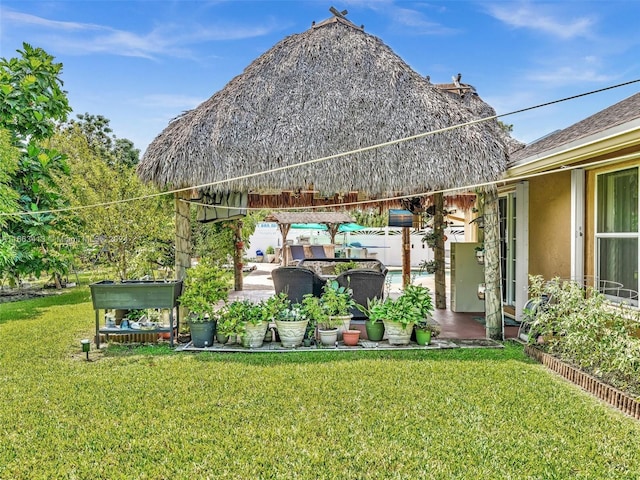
(499, 193, 516, 305)
(595, 167, 639, 304)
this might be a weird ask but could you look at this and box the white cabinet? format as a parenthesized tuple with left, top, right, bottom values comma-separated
(450, 242, 485, 312)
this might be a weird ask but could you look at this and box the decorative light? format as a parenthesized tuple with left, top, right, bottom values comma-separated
(80, 339, 91, 361)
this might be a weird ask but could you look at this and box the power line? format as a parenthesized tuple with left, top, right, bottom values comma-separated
(2, 78, 639, 218)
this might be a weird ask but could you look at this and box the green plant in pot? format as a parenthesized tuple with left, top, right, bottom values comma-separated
(275, 301, 310, 348)
(215, 307, 240, 345)
(401, 284, 436, 345)
(301, 292, 341, 346)
(381, 296, 422, 345)
(356, 296, 386, 342)
(333, 260, 360, 275)
(320, 280, 356, 344)
(226, 299, 269, 349)
(179, 262, 231, 348)
(414, 318, 440, 346)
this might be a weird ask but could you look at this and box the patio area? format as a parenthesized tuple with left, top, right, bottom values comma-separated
(223, 261, 520, 342)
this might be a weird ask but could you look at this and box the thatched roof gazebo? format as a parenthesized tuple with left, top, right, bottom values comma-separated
(137, 9, 512, 338)
(265, 211, 355, 260)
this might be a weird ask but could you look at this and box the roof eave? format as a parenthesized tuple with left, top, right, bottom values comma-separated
(505, 118, 640, 178)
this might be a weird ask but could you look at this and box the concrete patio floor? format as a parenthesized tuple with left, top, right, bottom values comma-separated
(228, 262, 520, 341)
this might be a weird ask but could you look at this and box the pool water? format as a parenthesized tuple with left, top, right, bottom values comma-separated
(387, 270, 431, 284)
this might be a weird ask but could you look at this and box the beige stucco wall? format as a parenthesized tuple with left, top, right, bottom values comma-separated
(528, 170, 572, 279)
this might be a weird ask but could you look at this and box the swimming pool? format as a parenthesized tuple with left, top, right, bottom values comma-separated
(386, 269, 431, 284)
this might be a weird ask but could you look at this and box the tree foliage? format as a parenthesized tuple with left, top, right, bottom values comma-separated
(61, 113, 140, 168)
(0, 43, 70, 142)
(0, 43, 75, 286)
(51, 122, 173, 280)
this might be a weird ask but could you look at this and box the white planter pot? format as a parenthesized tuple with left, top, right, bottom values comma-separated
(242, 321, 269, 348)
(318, 328, 338, 346)
(382, 319, 414, 345)
(275, 319, 308, 348)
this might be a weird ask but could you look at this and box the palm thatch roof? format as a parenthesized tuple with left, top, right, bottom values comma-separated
(138, 12, 510, 197)
(265, 212, 354, 225)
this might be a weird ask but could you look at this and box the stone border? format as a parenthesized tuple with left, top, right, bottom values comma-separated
(176, 338, 503, 353)
(524, 345, 640, 420)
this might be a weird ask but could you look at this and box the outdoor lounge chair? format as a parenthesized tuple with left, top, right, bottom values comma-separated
(272, 266, 326, 304)
(288, 245, 307, 266)
(335, 269, 387, 320)
(310, 245, 327, 259)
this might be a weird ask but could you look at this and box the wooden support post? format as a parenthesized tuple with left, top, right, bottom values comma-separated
(482, 188, 503, 340)
(174, 191, 191, 281)
(402, 227, 410, 288)
(233, 220, 244, 291)
(434, 192, 446, 309)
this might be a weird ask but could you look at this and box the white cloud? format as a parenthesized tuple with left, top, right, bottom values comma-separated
(1, 9, 107, 32)
(486, 2, 595, 39)
(527, 65, 615, 86)
(1, 7, 279, 59)
(391, 7, 458, 35)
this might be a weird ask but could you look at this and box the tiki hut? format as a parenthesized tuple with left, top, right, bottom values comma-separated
(137, 9, 513, 338)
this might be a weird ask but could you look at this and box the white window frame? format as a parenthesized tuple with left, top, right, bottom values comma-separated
(594, 165, 639, 306)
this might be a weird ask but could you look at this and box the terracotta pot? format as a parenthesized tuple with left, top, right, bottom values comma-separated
(342, 329, 360, 346)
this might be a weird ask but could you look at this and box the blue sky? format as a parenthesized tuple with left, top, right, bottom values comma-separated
(2, 0, 640, 155)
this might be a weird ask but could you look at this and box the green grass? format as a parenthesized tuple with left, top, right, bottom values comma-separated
(1, 290, 640, 479)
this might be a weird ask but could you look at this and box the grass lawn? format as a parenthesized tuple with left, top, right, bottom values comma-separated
(1, 287, 640, 479)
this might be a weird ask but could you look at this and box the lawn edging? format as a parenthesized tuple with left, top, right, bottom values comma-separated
(524, 344, 640, 420)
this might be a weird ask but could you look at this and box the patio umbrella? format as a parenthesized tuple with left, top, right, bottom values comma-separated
(290, 223, 328, 230)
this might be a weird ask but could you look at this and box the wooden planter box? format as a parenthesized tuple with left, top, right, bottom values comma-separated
(524, 345, 640, 420)
(90, 280, 183, 348)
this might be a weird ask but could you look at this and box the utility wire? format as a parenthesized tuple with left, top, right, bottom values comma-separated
(2, 78, 639, 218)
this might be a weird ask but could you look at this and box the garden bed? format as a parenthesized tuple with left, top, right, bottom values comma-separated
(524, 345, 640, 420)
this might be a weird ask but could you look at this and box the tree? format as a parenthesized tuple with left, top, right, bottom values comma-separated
(0, 43, 70, 142)
(0, 43, 76, 287)
(61, 113, 140, 168)
(51, 122, 173, 280)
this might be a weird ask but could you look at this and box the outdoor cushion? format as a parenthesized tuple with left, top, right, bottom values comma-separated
(299, 258, 386, 277)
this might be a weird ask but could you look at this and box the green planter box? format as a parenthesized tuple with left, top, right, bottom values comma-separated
(90, 280, 183, 348)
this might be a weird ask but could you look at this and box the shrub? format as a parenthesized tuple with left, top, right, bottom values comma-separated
(528, 275, 640, 396)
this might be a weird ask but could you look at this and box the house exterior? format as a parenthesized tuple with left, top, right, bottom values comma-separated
(502, 92, 640, 319)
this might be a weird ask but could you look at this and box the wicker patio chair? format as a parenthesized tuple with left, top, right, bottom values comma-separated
(272, 266, 327, 303)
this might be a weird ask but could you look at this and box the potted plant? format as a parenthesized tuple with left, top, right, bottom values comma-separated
(266, 245, 276, 263)
(475, 245, 485, 265)
(356, 296, 386, 342)
(225, 300, 270, 348)
(215, 309, 239, 345)
(414, 318, 440, 346)
(179, 262, 231, 348)
(320, 280, 356, 343)
(333, 260, 360, 275)
(381, 296, 422, 345)
(275, 302, 310, 348)
(403, 284, 437, 346)
(419, 259, 438, 274)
